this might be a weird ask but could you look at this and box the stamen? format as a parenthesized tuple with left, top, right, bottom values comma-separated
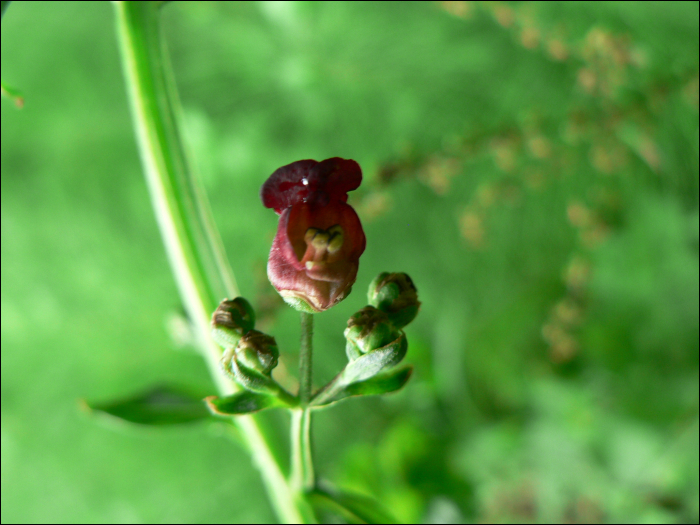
(327, 225, 344, 254)
(327, 233, 343, 253)
(311, 232, 330, 250)
(304, 228, 319, 244)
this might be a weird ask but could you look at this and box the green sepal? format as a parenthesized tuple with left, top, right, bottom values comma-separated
(211, 326, 240, 349)
(84, 386, 212, 426)
(228, 357, 281, 394)
(281, 295, 320, 314)
(385, 303, 419, 330)
(341, 332, 407, 385)
(220, 349, 296, 405)
(311, 366, 412, 407)
(205, 391, 283, 416)
(307, 487, 400, 524)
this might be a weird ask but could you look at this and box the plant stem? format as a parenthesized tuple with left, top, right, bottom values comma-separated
(290, 407, 315, 493)
(299, 312, 314, 405)
(113, 2, 303, 522)
(291, 312, 315, 492)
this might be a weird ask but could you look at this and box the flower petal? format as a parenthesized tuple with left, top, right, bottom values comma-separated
(260, 158, 362, 213)
(267, 202, 366, 312)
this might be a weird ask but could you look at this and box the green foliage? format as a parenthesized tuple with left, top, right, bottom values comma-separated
(86, 385, 212, 426)
(307, 487, 400, 524)
(206, 391, 283, 416)
(1, 1, 697, 523)
(311, 367, 413, 408)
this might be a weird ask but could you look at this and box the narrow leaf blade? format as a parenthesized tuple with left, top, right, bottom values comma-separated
(313, 367, 412, 407)
(85, 385, 212, 426)
(206, 390, 281, 415)
(308, 487, 400, 524)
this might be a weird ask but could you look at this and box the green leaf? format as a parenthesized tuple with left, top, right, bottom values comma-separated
(312, 367, 412, 407)
(308, 487, 400, 524)
(312, 335, 408, 406)
(332, 366, 413, 403)
(84, 385, 212, 426)
(205, 391, 283, 416)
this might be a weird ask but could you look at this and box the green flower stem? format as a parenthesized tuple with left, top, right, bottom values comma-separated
(113, 2, 303, 523)
(290, 407, 315, 493)
(291, 312, 315, 493)
(299, 312, 314, 406)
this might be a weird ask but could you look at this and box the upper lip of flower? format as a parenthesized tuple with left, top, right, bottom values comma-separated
(261, 157, 363, 214)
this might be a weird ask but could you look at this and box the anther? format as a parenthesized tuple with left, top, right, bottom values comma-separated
(327, 225, 344, 254)
(304, 228, 319, 244)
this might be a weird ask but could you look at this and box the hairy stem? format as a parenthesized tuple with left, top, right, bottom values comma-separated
(113, 2, 303, 522)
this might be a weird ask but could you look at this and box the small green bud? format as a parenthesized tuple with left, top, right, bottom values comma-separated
(368, 272, 420, 328)
(235, 330, 279, 375)
(220, 330, 280, 393)
(344, 306, 402, 361)
(211, 297, 256, 348)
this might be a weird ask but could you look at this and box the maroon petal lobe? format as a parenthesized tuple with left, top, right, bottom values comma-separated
(314, 158, 363, 203)
(261, 159, 318, 213)
(261, 158, 362, 214)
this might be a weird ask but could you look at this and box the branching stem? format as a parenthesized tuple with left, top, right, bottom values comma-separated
(113, 2, 304, 522)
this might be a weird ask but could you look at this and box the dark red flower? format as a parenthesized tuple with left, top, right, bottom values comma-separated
(261, 158, 366, 312)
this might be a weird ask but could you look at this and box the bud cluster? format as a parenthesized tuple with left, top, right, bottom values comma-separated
(345, 273, 420, 357)
(212, 298, 281, 392)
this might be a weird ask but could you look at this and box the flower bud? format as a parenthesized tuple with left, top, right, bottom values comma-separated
(211, 297, 256, 348)
(220, 330, 280, 393)
(234, 330, 279, 375)
(344, 306, 403, 361)
(368, 272, 420, 328)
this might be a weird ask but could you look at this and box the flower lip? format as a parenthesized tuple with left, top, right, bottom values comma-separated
(278, 201, 365, 274)
(261, 157, 362, 214)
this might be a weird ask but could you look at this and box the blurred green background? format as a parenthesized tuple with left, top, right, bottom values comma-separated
(2, 1, 698, 523)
